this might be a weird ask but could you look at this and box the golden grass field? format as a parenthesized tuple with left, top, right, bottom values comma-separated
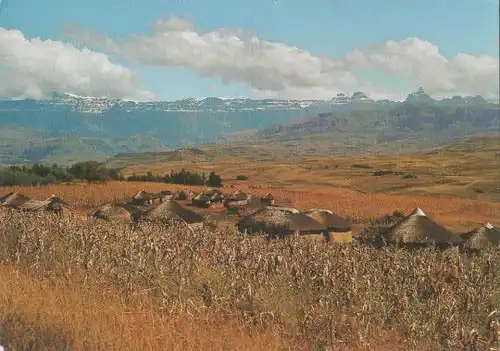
(123, 137, 500, 202)
(1, 136, 499, 350)
(1, 210, 498, 350)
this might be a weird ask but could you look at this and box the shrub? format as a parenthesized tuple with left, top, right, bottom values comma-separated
(351, 164, 373, 169)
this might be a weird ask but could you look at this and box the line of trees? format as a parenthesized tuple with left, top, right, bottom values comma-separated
(0, 161, 123, 186)
(127, 169, 222, 187)
(1, 161, 223, 188)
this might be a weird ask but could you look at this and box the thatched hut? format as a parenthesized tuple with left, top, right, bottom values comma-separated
(40, 195, 71, 215)
(0, 192, 14, 204)
(210, 193, 225, 203)
(204, 187, 222, 197)
(225, 190, 250, 207)
(91, 203, 142, 223)
(382, 207, 463, 247)
(175, 190, 190, 201)
(0, 192, 32, 208)
(1, 192, 71, 215)
(192, 193, 211, 208)
(132, 190, 155, 206)
(304, 209, 352, 243)
(141, 199, 204, 224)
(154, 190, 173, 202)
(260, 193, 275, 206)
(460, 222, 500, 250)
(236, 206, 326, 238)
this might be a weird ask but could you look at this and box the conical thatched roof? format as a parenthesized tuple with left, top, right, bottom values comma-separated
(210, 193, 224, 201)
(133, 190, 154, 200)
(204, 188, 222, 197)
(237, 206, 326, 236)
(1, 192, 32, 208)
(142, 200, 204, 224)
(383, 207, 462, 245)
(0, 193, 70, 212)
(0, 192, 14, 204)
(193, 193, 211, 202)
(43, 194, 70, 207)
(460, 222, 500, 249)
(16, 199, 53, 211)
(230, 190, 250, 201)
(261, 193, 275, 200)
(304, 209, 352, 232)
(91, 203, 141, 223)
(156, 190, 173, 197)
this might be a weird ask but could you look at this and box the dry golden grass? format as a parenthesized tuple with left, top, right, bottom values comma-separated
(2, 180, 499, 232)
(0, 210, 499, 350)
(0, 264, 293, 351)
(121, 137, 500, 202)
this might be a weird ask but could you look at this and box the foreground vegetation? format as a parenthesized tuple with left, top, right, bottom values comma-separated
(0, 210, 499, 349)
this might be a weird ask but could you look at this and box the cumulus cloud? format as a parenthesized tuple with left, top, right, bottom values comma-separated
(345, 38, 499, 99)
(0, 27, 153, 100)
(61, 16, 499, 100)
(61, 17, 360, 94)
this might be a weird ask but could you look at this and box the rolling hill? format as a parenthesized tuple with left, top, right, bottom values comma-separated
(112, 134, 500, 203)
(230, 90, 499, 156)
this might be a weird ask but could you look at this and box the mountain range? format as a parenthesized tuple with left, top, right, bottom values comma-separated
(0, 88, 498, 164)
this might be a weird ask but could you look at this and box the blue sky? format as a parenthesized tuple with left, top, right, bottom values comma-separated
(0, 0, 498, 100)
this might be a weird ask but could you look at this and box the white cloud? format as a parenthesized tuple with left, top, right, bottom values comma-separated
(61, 16, 500, 100)
(62, 17, 500, 100)
(345, 38, 499, 99)
(16, 17, 499, 99)
(0, 27, 153, 100)
(62, 17, 361, 95)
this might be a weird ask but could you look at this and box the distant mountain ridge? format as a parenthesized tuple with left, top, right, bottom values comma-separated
(41, 89, 498, 114)
(0, 88, 498, 164)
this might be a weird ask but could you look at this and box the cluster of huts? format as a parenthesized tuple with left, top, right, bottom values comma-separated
(1, 188, 499, 250)
(0, 192, 69, 215)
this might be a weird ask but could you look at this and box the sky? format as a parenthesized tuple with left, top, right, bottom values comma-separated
(0, 0, 498, 101)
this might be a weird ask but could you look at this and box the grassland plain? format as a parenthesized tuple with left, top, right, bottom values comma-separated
(0, 211, 499, 350)
(115, 135, 500, 203)
(1, 135, 499, 349)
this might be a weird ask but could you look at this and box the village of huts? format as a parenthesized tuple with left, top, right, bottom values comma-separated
(1, 188, 498, 251)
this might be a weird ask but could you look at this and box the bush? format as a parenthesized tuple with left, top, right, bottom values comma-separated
(351, 164, 373, 169)
(371, 170, 394, 176)
(235, 175, 249, 180)
(0, 161, 121, 186)
(402, 173, 417, 179)
(126, 169, 223, 187)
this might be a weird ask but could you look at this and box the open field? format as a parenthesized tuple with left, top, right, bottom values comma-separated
(117, 136, 500, 203)
(1, 210, 499, 350)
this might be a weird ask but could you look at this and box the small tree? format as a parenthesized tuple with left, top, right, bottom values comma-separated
(206, 171, 222, 187)
(68, 161, 109, 184)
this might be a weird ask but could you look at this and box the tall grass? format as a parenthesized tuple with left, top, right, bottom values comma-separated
(0, 209, 499, 349)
